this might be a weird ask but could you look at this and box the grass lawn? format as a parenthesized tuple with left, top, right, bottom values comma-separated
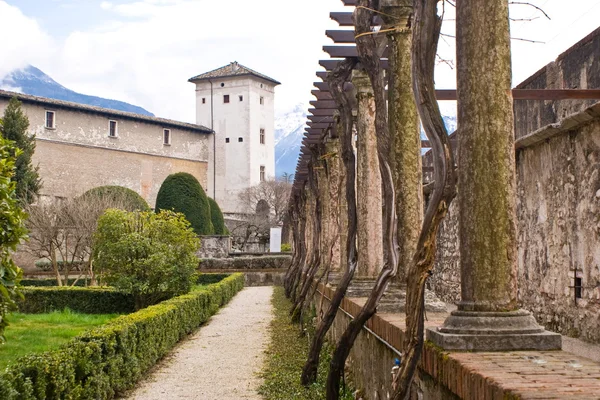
(258, 286, 354, 400)
(0, 309, 118, 370)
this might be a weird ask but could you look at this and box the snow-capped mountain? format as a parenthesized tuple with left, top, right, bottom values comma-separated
(275, 104, 307, 178)
(0, 65, 154, 116)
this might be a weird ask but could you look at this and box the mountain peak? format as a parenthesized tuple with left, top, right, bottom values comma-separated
(1, 65, 155, 117)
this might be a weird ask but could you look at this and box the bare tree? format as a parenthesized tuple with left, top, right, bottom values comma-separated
(25, 192, 142, 286)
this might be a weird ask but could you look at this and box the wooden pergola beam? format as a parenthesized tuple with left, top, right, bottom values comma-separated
(330, 12, 382, 26)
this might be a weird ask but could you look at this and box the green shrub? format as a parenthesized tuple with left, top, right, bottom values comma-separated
(0, 136, 28, 342)
(0, 274, 244, 399)
(21, 278, 89, 287)
(80, 185, 150, 211)
(208, 197, 228, 235)
(155, 172, 214, 235)
(94, 209, 200, 309)
(17, 287, 134, 314)
(196, 273, 229, 285)
(281, 243, 292, 252)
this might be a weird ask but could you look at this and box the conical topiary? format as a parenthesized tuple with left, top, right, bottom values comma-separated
(208, 197, 228, 235)
(80, 185, 150, 211)
(155, 172, 214, 235)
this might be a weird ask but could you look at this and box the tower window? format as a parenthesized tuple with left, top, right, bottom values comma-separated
(45, 110, 55, 129)
(260, 96, 264, 105)
(202, 98, 206, 104)
(163, 129, 171, 145)
(260, 166, 265, 182)
(108, 120, 118, 137)
(238, 137, 243, 143)
(224, 95, 230, 104)
(260, 128, 265, 144)
(239, 95, 243, 102)
(575, 277, 583, 299)
(225, 138, 230, 143)
(220, 82, 225, 87)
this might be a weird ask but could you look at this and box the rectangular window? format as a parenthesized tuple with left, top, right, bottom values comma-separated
(575, 277, 583, 299)
(224, 95, 230, 103)
(163, 129, 171, 145)
(238, 137, 243, 142)
(260, 96, 264, 105)
(260, 128, 265, 144)
(260, 166, 265, 182)
(45, 111, 55, 129)
(239, 95, 243, 102)
(108, 120, 118, 137)
(226, 138, 230, 143)
(202, 98, 206, 104)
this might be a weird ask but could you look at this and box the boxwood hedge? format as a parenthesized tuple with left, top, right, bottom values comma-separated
(0, 273, 244, 399)
(18, 287, 135, 314)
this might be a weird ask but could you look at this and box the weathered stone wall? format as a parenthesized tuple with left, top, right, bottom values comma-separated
(197, 236, 231, 259)
(514, 26, 600, 139)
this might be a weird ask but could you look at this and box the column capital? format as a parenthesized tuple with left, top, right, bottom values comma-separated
(351, 69, 373, 95)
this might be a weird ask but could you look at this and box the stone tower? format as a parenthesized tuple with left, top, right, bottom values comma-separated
(189, 62, 280, 216)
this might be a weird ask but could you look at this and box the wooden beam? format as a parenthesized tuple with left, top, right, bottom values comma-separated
(306, 129, 323, 134)
(310, 100, 337, 109)
(309, 108, 335, 116)
(316, 71, 328, 80)
(326, 30, 356, 44)
(323, 45, 388, 58)
(512, 89, 600, 100)
(307, 115, 334, 123)
(330, 12, 382, 26)
(320, 59, 388, 71)
(307, 122, 331, 129)
(311, 90, 332, 100)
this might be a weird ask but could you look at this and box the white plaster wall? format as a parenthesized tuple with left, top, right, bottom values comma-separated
(194, 75, 276, 214)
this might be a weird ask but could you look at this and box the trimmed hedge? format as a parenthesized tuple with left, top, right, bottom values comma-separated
(17, 286, 135, 314)
(20, 278, 90, 287)
(196, 273, 230, 285)
(0, 273, 244, 399)
(155, 172, 214, 235)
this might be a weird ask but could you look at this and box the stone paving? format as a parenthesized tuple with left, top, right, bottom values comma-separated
(126, 286, 274, 400)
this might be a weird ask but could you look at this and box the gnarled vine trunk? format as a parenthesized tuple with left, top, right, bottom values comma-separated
(392, 0, 457, 398)
(325, 1, 400, 398)
(300, 57, 358, 386)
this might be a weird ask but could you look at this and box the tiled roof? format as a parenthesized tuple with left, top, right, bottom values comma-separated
(188, 62, 281, 85)
(0, 90, 213, 134)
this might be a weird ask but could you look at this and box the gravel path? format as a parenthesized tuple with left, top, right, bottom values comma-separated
(126, 286, 274, 400)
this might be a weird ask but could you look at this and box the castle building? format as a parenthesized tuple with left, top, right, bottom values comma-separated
(0, 90, 212, 206)
(189, 62, 280, 216)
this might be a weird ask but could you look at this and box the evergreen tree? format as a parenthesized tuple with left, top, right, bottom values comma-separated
(208, 197, 228, 235)
(0, 97, 41, 204)
(155, 172, 214, 235)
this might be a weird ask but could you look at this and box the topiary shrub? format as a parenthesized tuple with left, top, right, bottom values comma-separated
(208, 197, 228, 235)
(80, 185, 150, 211)
(155, 172, 214, 235)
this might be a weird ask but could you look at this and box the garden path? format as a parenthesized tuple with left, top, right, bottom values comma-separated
(126, 286, 274, 399)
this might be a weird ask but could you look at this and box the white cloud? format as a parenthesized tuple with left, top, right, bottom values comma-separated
(100, 2, 113, 10)
(0, 1, 55, 79)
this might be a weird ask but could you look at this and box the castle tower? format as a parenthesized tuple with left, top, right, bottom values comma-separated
(189, 62, 280, 216)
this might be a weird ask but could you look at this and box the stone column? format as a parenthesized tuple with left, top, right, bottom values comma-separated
(333, 114, 348, 277)
(323, 137, 343, 278)
(352, 69, 383, 279)
(427, 0, 560, 351)
(381, 0, 423, 285)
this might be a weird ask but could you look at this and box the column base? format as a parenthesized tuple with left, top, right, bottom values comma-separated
(426, 309, 562, 351)
(345, 278, 447, 313)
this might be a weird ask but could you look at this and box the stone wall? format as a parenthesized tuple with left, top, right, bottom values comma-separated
(198, 236, 231, 259)
(514, 26, 600, 139)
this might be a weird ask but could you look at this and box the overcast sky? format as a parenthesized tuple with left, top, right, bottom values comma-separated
(1, 0, 599, 123)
